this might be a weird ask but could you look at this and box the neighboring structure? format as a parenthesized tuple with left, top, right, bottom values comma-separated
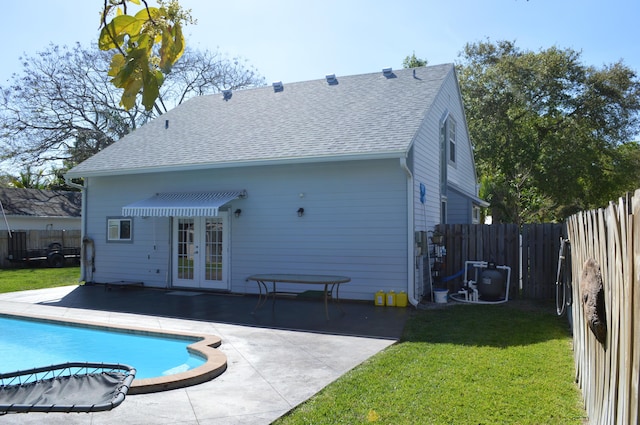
(0, 188, 81, 231)
(66, 64, 486, 304)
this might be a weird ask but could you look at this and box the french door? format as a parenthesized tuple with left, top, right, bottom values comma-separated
(172, 214, 229, 290)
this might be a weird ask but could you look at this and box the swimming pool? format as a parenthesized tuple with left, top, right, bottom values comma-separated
(0, 313, 227, 394)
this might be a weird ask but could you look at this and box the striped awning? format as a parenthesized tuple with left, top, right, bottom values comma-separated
(122, 190, 245, 217)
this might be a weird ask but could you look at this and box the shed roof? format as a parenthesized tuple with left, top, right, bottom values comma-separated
(67, 64, 454, 177)
(0, 188, 81, 218)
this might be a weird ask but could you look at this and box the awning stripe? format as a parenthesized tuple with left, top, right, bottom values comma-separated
(122, 190, 244, 217)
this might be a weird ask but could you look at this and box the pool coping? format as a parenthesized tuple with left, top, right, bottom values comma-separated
(0, 311, 228, 395)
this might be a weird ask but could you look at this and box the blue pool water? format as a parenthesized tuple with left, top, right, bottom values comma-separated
(0, 316, 205, 379)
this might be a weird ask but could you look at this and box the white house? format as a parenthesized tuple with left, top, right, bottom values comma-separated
(66, 64, 485, 305)
(0, 188, 81, 231)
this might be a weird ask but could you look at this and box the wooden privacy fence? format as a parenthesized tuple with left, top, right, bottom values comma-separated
(0, 230, 81, 268)
(566, 190, 639, 425)
(438, 223, 565, 299)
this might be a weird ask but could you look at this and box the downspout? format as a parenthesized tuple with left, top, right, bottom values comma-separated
(400, 157, 419, 307)
(65, 176, 87, 282)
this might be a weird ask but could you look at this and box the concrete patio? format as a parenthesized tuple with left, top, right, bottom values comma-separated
(0, 284, 409, 424)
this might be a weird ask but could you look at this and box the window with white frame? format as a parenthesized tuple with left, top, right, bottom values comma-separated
(472, 206, 481, 224)
(448, 117, 456, 164)
(107, 217, 132, 242)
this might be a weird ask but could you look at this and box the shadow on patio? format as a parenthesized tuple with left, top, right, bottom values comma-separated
(41, 284, 410, 340)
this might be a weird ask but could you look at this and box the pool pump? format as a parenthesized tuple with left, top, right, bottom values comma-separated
(450, 261, 511, 304)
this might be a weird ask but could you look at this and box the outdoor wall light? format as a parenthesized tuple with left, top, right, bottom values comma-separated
(297, 208, 305, 217)
(234, 209, 242, 218)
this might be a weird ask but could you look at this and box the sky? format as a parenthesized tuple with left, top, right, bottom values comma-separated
(1, 0, 638, 87)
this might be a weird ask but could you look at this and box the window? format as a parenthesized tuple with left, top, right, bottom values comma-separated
(107, 218, 132, 242)
(448, 118, 456, 164)
(472, 206, 481, 224)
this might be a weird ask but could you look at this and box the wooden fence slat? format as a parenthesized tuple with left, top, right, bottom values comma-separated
(632, 191, 640, 425)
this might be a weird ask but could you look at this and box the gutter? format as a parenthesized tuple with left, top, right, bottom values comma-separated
(400, 157, 419, 307)
(64, 176, 88, 283)
(65, 151, 408, 179)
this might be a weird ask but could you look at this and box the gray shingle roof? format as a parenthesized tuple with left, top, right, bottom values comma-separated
(0, 188, 81, 217)
(67, 64, 453, 177)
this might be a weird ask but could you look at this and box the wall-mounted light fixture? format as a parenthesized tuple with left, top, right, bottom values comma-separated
(297, 207, 305, 217)
(234, 209, 242, 218)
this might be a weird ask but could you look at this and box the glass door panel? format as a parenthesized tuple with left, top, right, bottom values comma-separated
(173, 215, 229, 290)
(174, 218, 196, 285)
(205, 218, 223, 281)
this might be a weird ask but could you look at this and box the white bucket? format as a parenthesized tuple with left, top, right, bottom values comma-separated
(434, 289, 448, 304)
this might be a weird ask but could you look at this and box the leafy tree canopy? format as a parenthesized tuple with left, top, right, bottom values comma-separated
(0, 43, 264, 185)
(402, 52, 428, 69)
(457, 40, 640, 223)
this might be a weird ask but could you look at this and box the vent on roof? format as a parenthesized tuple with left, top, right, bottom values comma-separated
(382, 67, 396, 78)
(222, 89, 232, 101)
(272, 81, 284, 93)
(325, 74, 338, 85)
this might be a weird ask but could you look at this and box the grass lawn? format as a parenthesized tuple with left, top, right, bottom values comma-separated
(0, 266, 81, 293)
(275, 302, 586, 425)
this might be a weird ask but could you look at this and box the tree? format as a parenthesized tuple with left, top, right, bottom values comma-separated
(0, 43, 264, 178)
(99, 0, 194, 111)
(457, 40, 640, 223)
(7, 166, 50, 189)
(402, 52, 428, 68)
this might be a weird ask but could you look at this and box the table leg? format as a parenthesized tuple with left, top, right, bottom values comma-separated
(271, 281, 277, 311)
(253, 280, 269, 313)
(331, 283, 345, 314)
(323, 283, 330, 320)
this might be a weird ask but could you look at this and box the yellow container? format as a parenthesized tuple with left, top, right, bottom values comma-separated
(374, 290, 386, 306)
(386, 290, 396, 307)
(396, 291, 408, 307)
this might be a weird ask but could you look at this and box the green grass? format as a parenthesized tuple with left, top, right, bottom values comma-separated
(274, 302, 586, 425)
(0, 266, 81, 293)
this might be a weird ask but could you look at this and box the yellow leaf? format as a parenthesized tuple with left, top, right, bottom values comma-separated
(120, 74, 144, 110)
(128, 0, 141, 4)
(159, 24, 185, 73)
(367, 409, 380, 422)
(107, 54, 126, 77)
(135, 6, 160, 21)
(98, 15, 142, 50)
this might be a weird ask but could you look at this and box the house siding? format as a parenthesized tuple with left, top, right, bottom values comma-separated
(446, 188, 472, 224)
(84, 159, 408, 301)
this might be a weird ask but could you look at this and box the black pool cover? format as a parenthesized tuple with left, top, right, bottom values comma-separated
(0, 362, 136, 414)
